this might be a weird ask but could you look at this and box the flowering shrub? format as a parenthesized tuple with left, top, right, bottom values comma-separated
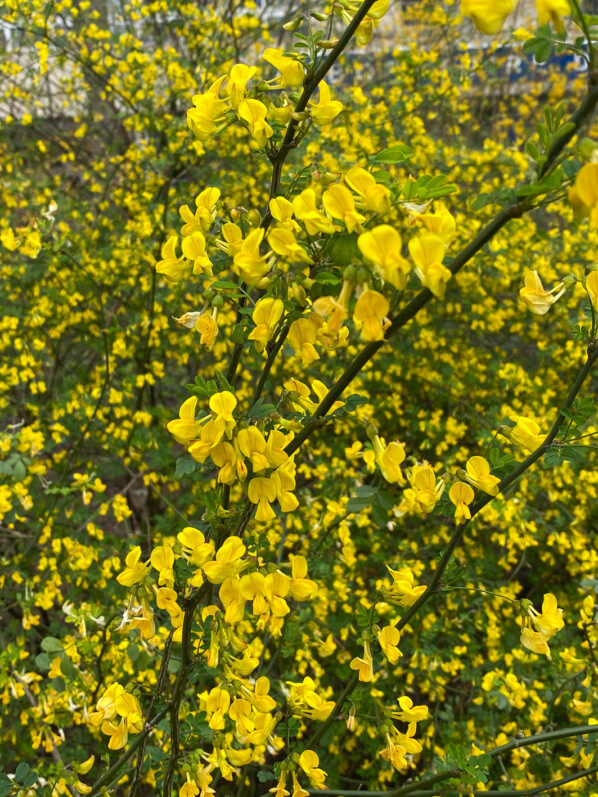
(1, 0, 598, 795)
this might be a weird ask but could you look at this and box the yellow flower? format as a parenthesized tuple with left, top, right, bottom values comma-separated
(209, 391, 237, 437)
(293, 188, 336, 235)
(233, 228, 270, 286)
(211, 441, 242, 484)
(289, 556, 318, 600)
(519, 270, 565, 315)
(288, 318, 320, 365)
(268, 227, 312, 264)
(263, 48, 304, 88)
(181, 231, 213, 276)
(417, 204, 457, 244)
(353, 289, 390, 342)
(237, 426, 269, 472)
(448, 481, 474, 523)
(461, 0, 516, 34)
(345, 167, 390, 214)
(465, 455, 500, 496)
(358, 225, 410, 289)
(270, 196, 297, 228)
(167, 396, 202, 444)
(150, 544, 175, 586)
(238, 99, 273, 148)
(572, 162, 598, 225)
(509, 415, 545, 452)
(322, 184, 365, 233)
(248, 297, 285, 354)
(177, 526, 214, 568)
(310, 82, 343, 125)
(117, 546, 150, 587)
(180, 779, 200, 797)
(314, 277, 352, 323)
(156, 235, 186, 282)
(188, 418, 225, 462)
(372, 436, 406, 484)
(521, 624, 552, 658)
(248, 475, 278, 521)
(586, 270, 598, 311)
(187, 76, 228, 141)
(409, 233, 451, 299)
(378, 625, 402, 664)
(530, 593, 565, 637)
(202, 537, 246, 583)
(536, 0, 569, 31)
(400, 463, 441, 514)
(194, 311, 219, 347)
(392, 696, 429, 723)
(385, 565, 426, 606)
(350, 639, 374, 682)
(298, 750, 327, 788)
(227, 63, 256, 107)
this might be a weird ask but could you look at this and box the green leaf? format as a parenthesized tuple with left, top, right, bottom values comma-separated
(535, 40, 553, 62)
(344, 394, 369, 412)
(41, 636, 63, 654)
(314, 270, 342, 285)
(257, 771, 277, 783)
(355, 485, 376, 498)
(35, 653, 51, 670)
(0, 774, 13, 797)
(248, 398, 276, 420)
(325, 233, 360, 266)
(175, 456, 196, 479)
(371, 144, 414, 164)
(22, 772, 37, 789)
(12, 461, 26, 481)
(347, 496, 370, 513)
(470, 193, 493, 211)
(14, 763, 29, 784)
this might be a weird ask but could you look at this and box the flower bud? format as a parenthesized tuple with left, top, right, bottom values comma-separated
(75, 755, 95, 774)
(320, 172, 338, 185)
(283, 16, 304, 30)
(356, 266, 370, 284)
(366, 424, 378, 440)
(343, 264, 357, 283)
(579, 137, 598, 162)
(247, 209, 261, 227)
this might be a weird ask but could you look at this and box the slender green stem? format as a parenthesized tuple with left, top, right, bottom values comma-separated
(251, 323, 290, 407)
(130, 632, 174, 797)
(162, 584, 209, 796)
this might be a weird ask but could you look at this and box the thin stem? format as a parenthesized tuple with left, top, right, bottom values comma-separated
(130, 632, 175, 796)
(162, 585, 209, 796)
(251, 323, 290, 407)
